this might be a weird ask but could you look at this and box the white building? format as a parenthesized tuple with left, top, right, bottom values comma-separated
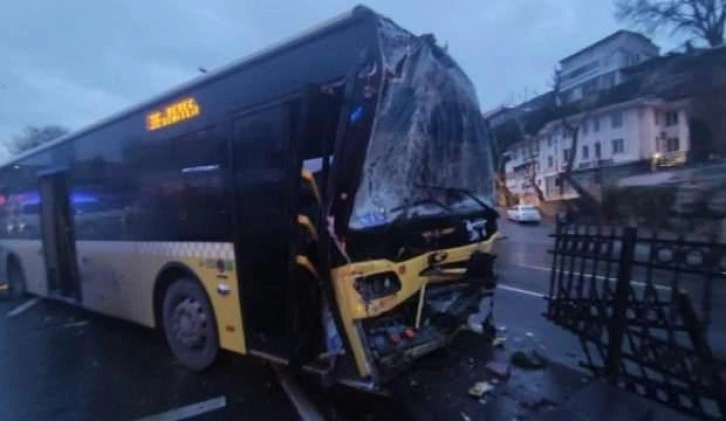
(504, 97, 690, 204)
(559, 30, 659, 103)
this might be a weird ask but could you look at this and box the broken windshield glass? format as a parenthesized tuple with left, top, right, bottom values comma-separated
(349, 17, 495, 230)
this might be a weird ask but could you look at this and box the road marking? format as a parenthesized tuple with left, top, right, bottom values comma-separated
(512, 263, 671, 291)
(6, 297, 39, 318)
(498, 284, 544, 298)
(274, 365, 324, 421)
(135, 396, 226, 421)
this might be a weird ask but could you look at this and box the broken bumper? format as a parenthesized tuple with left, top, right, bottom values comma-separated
(330, 234, 499, 383)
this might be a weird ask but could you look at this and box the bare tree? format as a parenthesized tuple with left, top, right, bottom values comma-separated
(551, 70, 602, 214)
(485, 120, 518, 207)
(616, 0, 726, 47)
(9, 125, 69, 155)
(511, 111, 546, 203)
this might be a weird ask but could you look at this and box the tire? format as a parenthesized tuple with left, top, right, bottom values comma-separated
(8, 259, 27, 299)
(162, 277, 219, 371)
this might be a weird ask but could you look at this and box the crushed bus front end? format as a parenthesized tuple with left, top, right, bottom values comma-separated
(331, 217, 499, 382)
(322, 13, 499, 386)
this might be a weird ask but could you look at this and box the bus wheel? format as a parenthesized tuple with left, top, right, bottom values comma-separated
(8, 258, 27, 299)
(162, 278, 219, 371)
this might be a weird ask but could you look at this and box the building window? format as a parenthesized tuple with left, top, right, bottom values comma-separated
(593, 117, 600, 132)
(612, 138, 625, 154)
(548, 156, 554, 168)
(611, 111, 623, 128)
(582, 145, 589, 160)
(594, 142, 602, 159)
(582, 119, 589, 135)
(563, 148, 571, 161)
(654, 111, 661, 125)
(547, 135, 552, 147)
(601, 72, 616, 89)
(665, 111, 678, 126)
(582, 79, 598, 95)
(666, 137, 680, 152)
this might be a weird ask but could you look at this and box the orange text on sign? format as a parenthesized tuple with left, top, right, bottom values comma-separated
(146, 97, 201, 131)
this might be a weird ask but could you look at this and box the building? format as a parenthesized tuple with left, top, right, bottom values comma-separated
(559, 30, 659, 103)
(504, 97, 690, 204)
(485, 30, 659, 160)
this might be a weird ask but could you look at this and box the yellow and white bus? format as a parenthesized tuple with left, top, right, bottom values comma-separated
(0, 6, 499, 389)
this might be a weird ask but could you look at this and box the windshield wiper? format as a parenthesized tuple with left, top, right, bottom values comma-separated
(414, 184, 491, 211)
(389, 196, 452, 223)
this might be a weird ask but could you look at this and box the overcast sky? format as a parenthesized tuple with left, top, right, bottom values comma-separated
(0, 0, 678, 158)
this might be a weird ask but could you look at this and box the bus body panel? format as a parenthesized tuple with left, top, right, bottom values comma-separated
(0, 238, 247, 354)
(0, 9, 379, 363)
(0, 239, 48, 296)
(0, 6, 498, 388)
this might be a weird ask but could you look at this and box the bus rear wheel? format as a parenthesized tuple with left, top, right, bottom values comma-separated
(8, 258, 27, 299)
(162, 278, 219, 371)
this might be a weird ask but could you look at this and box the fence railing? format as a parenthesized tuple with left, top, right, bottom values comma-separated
(545, 220, 726, 419)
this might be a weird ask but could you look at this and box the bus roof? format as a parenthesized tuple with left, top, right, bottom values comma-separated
(2, 5, 375, 167)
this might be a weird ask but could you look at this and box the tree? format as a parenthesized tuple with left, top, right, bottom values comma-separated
(9, 125, 69, 154)
(485, 118, 518, 207)
(551, 69, 602, 215)
(511, 110, 546, 203)
(616, 0, 726, 47)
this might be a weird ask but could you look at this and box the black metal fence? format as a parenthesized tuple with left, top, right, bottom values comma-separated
(545, 221, 726, 419)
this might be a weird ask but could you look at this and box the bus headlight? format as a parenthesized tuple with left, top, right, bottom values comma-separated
(355, 272, 402, 301)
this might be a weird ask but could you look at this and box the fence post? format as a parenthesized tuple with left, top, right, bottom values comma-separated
(677, 290, 726, 417)
(605, 226, 636, 379)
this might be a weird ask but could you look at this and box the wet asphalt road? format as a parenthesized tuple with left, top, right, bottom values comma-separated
(0, 296, 300, 420)
(0, 220, 721, 420)
(0, 261, 586, 420)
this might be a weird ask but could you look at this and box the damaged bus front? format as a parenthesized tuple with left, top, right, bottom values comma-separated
(319, 15, 499, 385)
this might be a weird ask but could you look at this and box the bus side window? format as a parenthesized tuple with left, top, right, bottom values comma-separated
(171, 127, 231, 241)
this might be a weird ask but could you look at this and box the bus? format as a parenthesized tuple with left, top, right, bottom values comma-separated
(0, 5, 499, 389)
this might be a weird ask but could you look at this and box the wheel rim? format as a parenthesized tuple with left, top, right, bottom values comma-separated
(171, 297, 208, 349)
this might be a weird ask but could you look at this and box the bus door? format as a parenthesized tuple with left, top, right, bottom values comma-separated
(231, 102, 297, 353)
(287, 85, 344, 366)
(38, 171, 81, 301)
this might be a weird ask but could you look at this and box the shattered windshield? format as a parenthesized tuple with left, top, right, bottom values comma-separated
(349, 18, 494, 230)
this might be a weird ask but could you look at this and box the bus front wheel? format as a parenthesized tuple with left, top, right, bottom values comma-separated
(162, 278, 219, 371)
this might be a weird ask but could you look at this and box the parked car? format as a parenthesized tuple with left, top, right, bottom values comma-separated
(507, 204, 542, 224)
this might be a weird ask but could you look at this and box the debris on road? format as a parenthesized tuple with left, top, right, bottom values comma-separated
(510, 350, 547, 370)
(64, 320, 89, 328)
(460, 411, 471, 421)
(485, 361, 512, 381)
(519, 396, 557, 412)
(466, 320, 484, 334)
(468, 381, 495, 398)
(492, 336, 507, 348)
